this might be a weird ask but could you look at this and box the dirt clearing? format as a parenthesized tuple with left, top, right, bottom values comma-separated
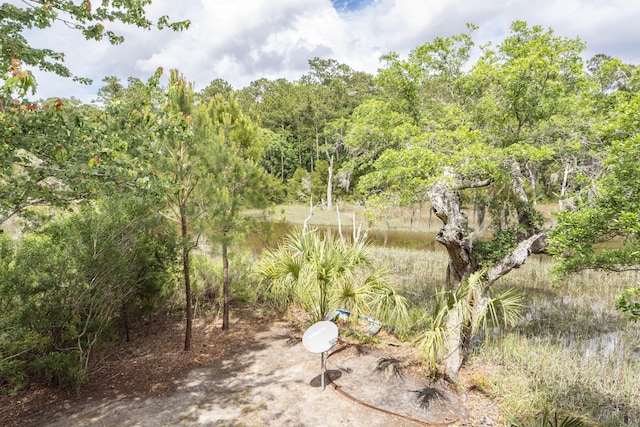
(2, 310, 503, 426)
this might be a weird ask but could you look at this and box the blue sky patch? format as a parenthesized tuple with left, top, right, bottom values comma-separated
(332, 0, 373, 12)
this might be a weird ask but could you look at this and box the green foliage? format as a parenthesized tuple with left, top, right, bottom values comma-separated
(0, 0, 190, 94)
(257, 229, 411, 328)
(550, 136, 640, 289)
(0, 196, 178, 392)
(1, 69, 167, 226)
(474, 229, 519, 267)
(190, 254, 220, 307)
(0, 6, 181, 235)
(195, 91, 273, 330)
(238, 59, 375, 191)
(236, 78, 306, 181)
(588, 54, 640, 94)
(200, 92, 271, 242)
(191, 252, 262, 311)
(415, 272, 523, 373)
(341, 99, 419, 189)
(414, 289, 449, 373)
(285, 168, 310, 202)
(376, 25, 476, 124)
(96, 76, 125, 104)
(615, 287, 640, 322)
(197, 78, 235, 104)
(472, 21, 589, 147)
(310, 160, 329, 203)
(356, 20, 596, 223)
(340, 327, 380, 344)
(150, 70, 213, 345)
(227, 253, 264, 305)
(0, 99, 97, 224)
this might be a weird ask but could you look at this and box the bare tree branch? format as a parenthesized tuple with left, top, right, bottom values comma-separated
(486, 232, 549, 287)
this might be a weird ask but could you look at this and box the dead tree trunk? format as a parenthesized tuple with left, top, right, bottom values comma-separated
(326, 154, 334, 211)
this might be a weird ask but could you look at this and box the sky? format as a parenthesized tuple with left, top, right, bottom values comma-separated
(18, 0, 640, 103)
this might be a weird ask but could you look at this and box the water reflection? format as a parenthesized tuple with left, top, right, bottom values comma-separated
(245, 222, 444, 253)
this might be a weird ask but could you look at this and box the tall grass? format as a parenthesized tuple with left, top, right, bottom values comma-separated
(474, 330, 640, 426)
(485, 264, 640, 426)
(373, 245, 640, 425)
(369, 246, 447, 300)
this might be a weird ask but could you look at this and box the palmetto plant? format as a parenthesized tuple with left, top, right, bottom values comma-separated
(257, 229, 411, 329)
(416, 271, 524, 373)
(507, 411, 586, 427)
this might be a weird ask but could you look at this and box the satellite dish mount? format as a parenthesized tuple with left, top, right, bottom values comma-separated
(302, 320, 339, 390)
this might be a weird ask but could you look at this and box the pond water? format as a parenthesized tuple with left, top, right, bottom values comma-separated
(245, 222, 444, 253)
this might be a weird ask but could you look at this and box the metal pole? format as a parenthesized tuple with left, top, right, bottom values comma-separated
(321, 352, 325, 390)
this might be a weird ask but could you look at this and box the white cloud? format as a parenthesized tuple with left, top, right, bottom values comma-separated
(135, 0, 345, 89)
(18, 0, 640, 102)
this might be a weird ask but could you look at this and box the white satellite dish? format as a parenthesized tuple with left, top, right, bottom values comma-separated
(302, 320, 339, 390)
(303, 320, 338, 354)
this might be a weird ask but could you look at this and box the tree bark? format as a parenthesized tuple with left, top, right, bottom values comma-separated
(486, 232, 548, 287)
(428, 170, 480, 288)
(182, 213, 192, 351)
(442, 302, 468, 377)
(326, 154, 334, 211)
(427, 166, 547, 380)
(222, 241, 230, 331)
(428, 172, 480, 379)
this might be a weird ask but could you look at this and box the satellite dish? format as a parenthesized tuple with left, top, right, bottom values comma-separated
(303, 321, 339, 354)
(302, 321, 339, 390)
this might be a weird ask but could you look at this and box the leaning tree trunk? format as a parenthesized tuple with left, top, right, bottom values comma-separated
(428, 170, 484, 378)
(428, 165, 548, 380)
(428, 169, 484, 288)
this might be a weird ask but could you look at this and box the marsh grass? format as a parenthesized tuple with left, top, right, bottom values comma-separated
(273, 203, 442, 233)
(474, 329, 640, 426)
(275, 201, 558, 233)
(369, 246, 447, 298)
(369, 244, 640, 425)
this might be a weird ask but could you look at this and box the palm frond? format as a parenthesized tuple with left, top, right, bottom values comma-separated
(474, 286, 524, 333)
(257, 229, 408, 326)
(416, 323, 448, 372)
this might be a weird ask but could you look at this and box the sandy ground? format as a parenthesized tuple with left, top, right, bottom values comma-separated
(3, 314, 503, 426)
